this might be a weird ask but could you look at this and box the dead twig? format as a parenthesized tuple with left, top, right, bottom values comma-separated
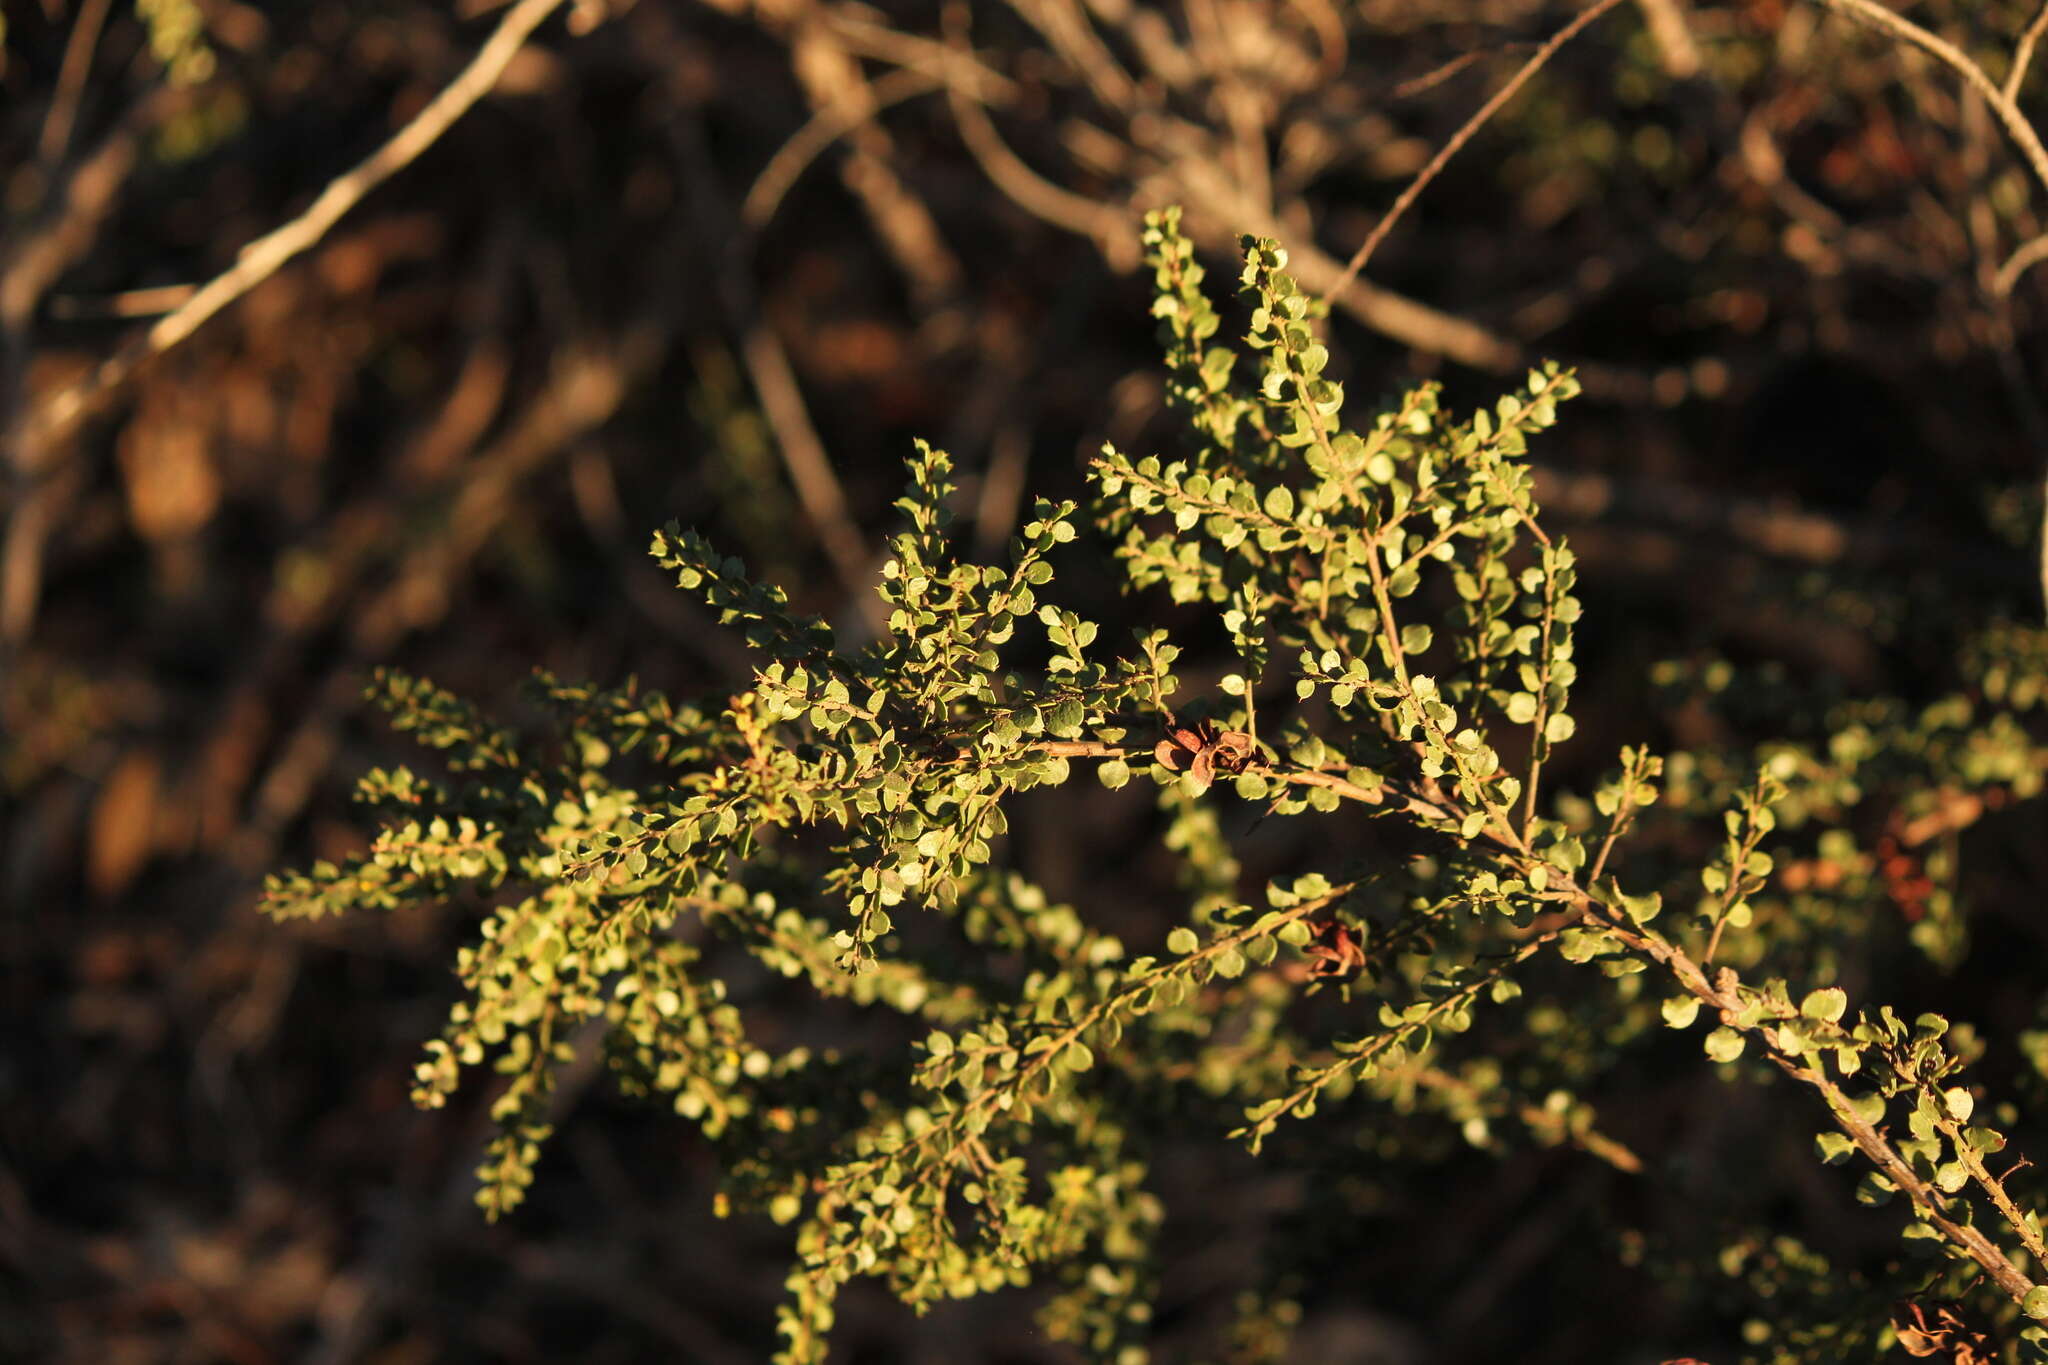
(742, 65, 941, 229)
(1811, 0, 2048, 618)
(1004, 0, 1140, 114)
(24, 0, 575, 452)
(47, 285, 202, 320)
(2, 88, 179, 645)
(1388, 46, 1535, 102)
(37, 0, 116, 168)
(793, 18, 963, 308)
(1328, 0, 1630, 300)
(2005, 1, 2048, 101)
(1816, 0, 2048, 202)
(942, 6, 1137, 265)
(1994, 231, 2048, 295)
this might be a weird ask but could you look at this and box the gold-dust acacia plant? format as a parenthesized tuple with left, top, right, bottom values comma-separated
(266, 209, 2048, 1363)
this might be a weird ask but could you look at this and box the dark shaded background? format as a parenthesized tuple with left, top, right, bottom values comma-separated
(5, 1, 2047, 1361)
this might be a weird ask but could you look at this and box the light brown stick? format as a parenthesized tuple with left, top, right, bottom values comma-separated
(24, 0, 573, 450)
(38, 0, 115, 167)
(2004, 1, 2048, 101)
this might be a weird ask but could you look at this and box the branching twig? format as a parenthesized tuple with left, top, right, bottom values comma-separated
(1816, 0, 2048, 202)
(1813, 0, 2048, 620)
(743, 66, 942, 229)
(782, 10, 963, 308)
(2005, 1, 2048, 101)
(1327, 0, 1630, 300)
(941, 8, 1135, 263)
(24, 0, 574, 450)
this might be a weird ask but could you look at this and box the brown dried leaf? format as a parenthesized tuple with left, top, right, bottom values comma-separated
(1211, 729, 1255, 773)
(1892, 1300, 1990, 1362)
(1305, 919, 1367, 979)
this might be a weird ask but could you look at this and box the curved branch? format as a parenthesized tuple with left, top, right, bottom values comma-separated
(1995, 231, 2048, 295)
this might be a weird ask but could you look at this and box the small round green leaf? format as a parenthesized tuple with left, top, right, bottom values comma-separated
(1800, 987, 1848, 1024)
(1814, 1132, 1854, 1165)
(1662, 997, 1701, 1029)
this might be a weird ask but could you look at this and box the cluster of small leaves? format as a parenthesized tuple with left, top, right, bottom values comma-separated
(1967, 621, 2048, 713)
(271, 212, 2048, 1362)
(1695, 768, 1784, 963)
(1143, 205, 1261, 453)
(1645, 649, 2048, 974)
(1712, 1233, 1897, 1364)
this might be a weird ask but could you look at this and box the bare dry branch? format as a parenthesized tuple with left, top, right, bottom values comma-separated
(1995, 230, 2048, 294)
(738, 320, 881, 618)
(2006, 1, 2048, 101)
(784, 13, 963, 307)
(1388, 46, 1533, 102)
(1810, 0, 2048, 620)
(23, 0, 574, 452)
(743, 66, 941, 229)
(1328, 0, 1629, 300)
(1817, 0, 2048, 202)
(1004, 0, 1140, 113)
(2, 88, 181, 645)
(47, 285, 201, 320)
(37, 0, 115, 168)
(942, 10, 1136, 265)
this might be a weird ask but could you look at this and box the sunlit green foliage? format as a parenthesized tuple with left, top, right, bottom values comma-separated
(269, 210, 2048, 1363)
